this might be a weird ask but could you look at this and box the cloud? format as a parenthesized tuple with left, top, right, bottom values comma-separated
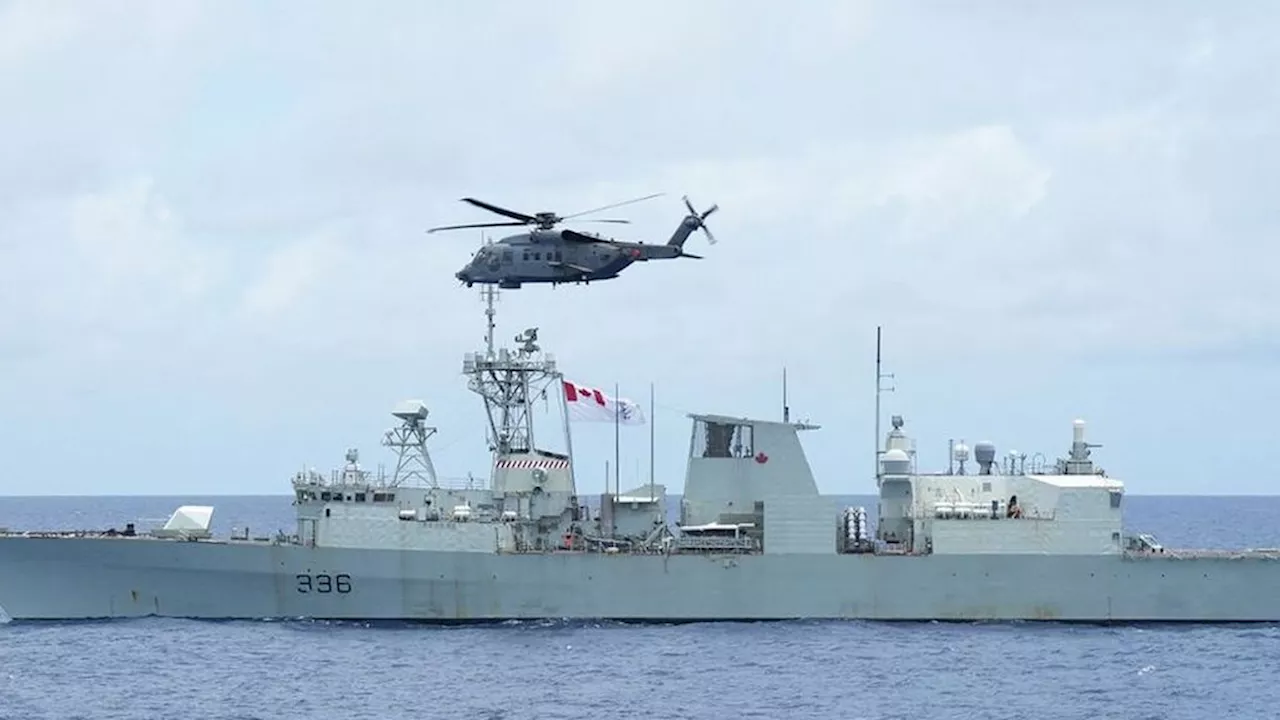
(2, 1, 1279, 493)
(238, 232, 348, 320)
(1, 176, 226, 382)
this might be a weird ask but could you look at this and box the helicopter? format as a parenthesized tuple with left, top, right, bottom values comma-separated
(426, 193, 719, 289)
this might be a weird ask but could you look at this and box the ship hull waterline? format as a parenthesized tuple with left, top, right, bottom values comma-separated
(1, 538, 1278, 623)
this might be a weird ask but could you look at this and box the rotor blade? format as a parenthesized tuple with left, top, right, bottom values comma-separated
(701, 204, 718, 219)
(584, 219, 630, 224)
(683, 195, 696, 215)
(703, 226, 717, 245)
(460, 198, 536, 223)
(561, 193, 664, 221)
(426, 221, 527, 234)
(679, 252, 704, 259)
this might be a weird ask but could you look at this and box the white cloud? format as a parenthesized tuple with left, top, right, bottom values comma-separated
(0, 0, 81, 70)
(238, 232, 348, 320)
(0, 177, 226, 377)
(867, 125, 1051, 227)
(2, 1, 1280, 493)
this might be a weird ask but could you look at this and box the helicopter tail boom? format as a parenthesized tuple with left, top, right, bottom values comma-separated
(666, 195, 718, 249)
(635, 244, 702, 261)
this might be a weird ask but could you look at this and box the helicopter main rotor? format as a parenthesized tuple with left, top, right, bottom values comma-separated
(426, 193, 664, 233)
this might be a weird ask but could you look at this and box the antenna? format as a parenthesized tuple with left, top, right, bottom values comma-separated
(782, 367, 790, 423)
(649, 381, 656, 502)
(480, 285, 499, 357)
(874, 326, 896, 483)
(614, 382, 621, 499)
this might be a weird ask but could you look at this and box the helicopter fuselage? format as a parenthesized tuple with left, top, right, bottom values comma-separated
(436, 194, 716, 289)
(455, 230, 644, 288)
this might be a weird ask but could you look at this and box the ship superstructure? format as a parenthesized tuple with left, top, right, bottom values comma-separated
(283, 286, 669, 558)
(1, 297, 1278, 622)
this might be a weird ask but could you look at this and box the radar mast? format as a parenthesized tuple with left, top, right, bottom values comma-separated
(381, 400, 439, 487)
(461, 287, 574, 493)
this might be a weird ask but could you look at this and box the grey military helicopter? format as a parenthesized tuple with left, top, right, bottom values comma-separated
(427, 193, 719, 289)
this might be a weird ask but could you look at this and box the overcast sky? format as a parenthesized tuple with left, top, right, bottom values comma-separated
(1, 0, 1277, 496)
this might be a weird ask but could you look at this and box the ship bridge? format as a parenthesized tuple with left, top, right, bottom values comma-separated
(679, 413, 834, 555)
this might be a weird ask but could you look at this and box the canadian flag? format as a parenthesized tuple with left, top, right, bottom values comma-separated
(563, 380, 645, 425)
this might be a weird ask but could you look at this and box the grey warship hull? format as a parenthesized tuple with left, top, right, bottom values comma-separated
(2, 536, 1279, 622)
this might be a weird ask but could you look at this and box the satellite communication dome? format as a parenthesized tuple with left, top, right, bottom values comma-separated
(974, 441, 997, 467)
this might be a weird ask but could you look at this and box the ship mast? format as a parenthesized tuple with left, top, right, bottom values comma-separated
(874, 326, 895, 486)
(482, 284, 497, 357)
(461, 286, 569, 488)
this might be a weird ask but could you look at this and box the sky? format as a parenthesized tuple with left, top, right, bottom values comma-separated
(1, 0, 1278, 496)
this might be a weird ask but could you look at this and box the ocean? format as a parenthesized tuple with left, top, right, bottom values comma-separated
(1, 494, 1278, 719)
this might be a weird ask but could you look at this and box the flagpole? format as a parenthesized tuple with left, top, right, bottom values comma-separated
(648, 381, 655, 502)
(614, 382, 621, 499)
(560, 375, 576, 497)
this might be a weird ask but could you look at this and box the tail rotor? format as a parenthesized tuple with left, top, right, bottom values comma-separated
(682, 195, 718, 245)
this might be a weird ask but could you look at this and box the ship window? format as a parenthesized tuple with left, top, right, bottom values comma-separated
(1109, 491, 1122, 509)
(534, 252, 541, 260)
(692, 419, 754, 458)
(522, 252, 529, 261)
(321, 492, 332, 501)
(355, 493, 366, 502)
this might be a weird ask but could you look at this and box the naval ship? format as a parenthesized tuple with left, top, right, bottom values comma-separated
(2, 292, 1279, 622)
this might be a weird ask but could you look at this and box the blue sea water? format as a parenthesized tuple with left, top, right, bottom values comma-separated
(2, 494, 1279, 720)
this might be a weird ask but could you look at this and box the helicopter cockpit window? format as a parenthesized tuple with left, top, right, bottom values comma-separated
(501, 250, 513, 264)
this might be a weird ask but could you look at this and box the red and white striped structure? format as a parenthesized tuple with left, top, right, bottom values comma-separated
(494, 457, 571, 470)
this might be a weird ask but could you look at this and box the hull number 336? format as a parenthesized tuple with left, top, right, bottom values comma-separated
(296, 573, 352, 594)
